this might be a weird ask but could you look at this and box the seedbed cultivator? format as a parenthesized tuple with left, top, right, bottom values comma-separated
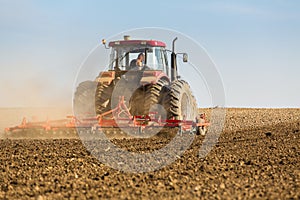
(4, 96, 209, 138)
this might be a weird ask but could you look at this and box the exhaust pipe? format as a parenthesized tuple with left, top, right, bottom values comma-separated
(171, 37, 178, 81)
(124, 35, 130, 40)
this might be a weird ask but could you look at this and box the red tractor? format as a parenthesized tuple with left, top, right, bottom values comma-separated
(4, 36, 207, 138)
(74, 36, 197, 121)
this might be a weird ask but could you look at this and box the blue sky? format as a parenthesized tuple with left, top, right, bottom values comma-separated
(0, 0, 299, 107)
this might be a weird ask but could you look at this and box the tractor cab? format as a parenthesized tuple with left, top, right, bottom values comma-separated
(106, 37, 170, 76)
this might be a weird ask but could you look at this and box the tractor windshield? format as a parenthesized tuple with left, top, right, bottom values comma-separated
(109, 46, 169, 74)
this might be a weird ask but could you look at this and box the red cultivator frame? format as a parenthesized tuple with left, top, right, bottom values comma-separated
(5, 96, 210, 136)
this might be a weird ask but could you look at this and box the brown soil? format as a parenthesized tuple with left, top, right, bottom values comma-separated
(0, 108, 299, 199)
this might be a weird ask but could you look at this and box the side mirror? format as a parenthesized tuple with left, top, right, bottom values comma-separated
(183, 53, 188, 62)
(101, 39, 110, 49)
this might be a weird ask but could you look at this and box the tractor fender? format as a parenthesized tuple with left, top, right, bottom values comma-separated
(95, 71, 115, 85)
(140, 71, 170, 85)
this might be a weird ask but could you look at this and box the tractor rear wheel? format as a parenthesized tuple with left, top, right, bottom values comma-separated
(95, 82, 115, 115)
(162, 80, 197, 120)
(144, 79, 169, 114)
(129, 79, 169, 116)
(73, 80, 97, 116)
(129, 87, 145, 116)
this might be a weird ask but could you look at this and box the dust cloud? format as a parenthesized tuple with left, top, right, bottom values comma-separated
(0, 76, 73, 136)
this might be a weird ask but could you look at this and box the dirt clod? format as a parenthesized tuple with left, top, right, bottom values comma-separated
(265, 132, 272, 137)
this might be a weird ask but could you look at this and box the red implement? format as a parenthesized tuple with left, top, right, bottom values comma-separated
(5, 96, 210, 135)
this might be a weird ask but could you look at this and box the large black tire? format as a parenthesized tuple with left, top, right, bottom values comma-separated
(129, 79, 169, 116)
(95, 82, 115, 115)
(162, 80, 197, 120)
(73, 80, 97, 116)
(128, 87, 145, 116)
(144, 79, 169, 114)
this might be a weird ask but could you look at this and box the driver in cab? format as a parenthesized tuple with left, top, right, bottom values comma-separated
(130, 53, 144, 70)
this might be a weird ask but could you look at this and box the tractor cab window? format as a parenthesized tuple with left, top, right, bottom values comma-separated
(146, 47, 165, 71)
(109, 47, 144, 70)
(109, 46, 169, 75)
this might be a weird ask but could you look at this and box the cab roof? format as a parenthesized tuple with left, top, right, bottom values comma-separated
(108, 40, 166, 48)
